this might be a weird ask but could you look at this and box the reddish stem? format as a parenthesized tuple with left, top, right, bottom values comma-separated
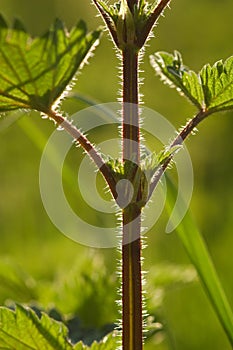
(48, 110, 118, 200)
(122, 47, 143, 350)
(149, 109, 208, 198)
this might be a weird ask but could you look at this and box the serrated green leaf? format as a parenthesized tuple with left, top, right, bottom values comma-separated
(150, 51, 204, 109)
(151, 51, 233, 114)
(0, 305, 74, 349)
(165, 176, 233, 347)
(200, 57, 233, 112)
(0, 305, 118, 350)
(0, 17, 101, 113)
(141, 145, 181, 181)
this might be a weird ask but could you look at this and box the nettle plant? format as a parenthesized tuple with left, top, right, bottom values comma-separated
(0, 0, 233, 349)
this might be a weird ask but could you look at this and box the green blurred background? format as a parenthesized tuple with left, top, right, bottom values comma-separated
(0, 0, 233, 349)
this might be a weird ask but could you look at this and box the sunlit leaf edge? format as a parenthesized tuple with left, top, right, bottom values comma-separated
(0, 305, 119, 349)
(150, 50, 233, 115)
(0, 16, 102, 114)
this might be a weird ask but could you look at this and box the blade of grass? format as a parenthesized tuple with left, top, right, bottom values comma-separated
(165, 175, 233, 346)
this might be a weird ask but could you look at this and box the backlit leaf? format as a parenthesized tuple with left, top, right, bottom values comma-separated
(0, 305, 118, 349)
(150, 51, 233, 114)
(150, 50, 204, 109)
(0, 16, 101, 113)
(200, 57, 233, 112)
(0, 305, 73, 349)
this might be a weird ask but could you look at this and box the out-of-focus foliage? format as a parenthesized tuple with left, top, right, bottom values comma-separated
(0, 1, 233, 350)
(0, 255, 198, 348)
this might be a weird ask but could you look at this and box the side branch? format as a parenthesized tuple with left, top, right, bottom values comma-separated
(92, 0, 119, 46)
(149, 109, 209, 198)
(151, 0, 172, 23)
(138, 0, 171, 47)
(48, 110, 118, 200)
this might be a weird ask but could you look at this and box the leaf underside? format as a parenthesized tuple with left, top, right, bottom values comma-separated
(0, 16, 101, 113)
(0, 305, 118, 350)
(150, 50, 233, 114)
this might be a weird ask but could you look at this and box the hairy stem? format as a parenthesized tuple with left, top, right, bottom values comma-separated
(92, 0, 119, 46)
(47, 110, 117, 199)
(149, 109, 209, 197)
(122, 47, 143, 350)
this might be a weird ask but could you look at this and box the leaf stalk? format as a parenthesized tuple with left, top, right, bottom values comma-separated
(149, 109, 209, 197)
(47, 110, 118, 200)
(137, 0, 171, 47)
